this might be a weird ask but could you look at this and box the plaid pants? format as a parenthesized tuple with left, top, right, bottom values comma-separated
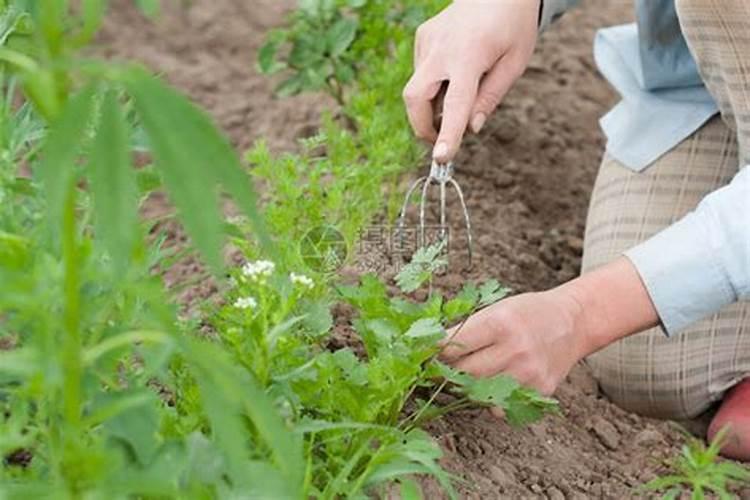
(582, 0, 750, 420)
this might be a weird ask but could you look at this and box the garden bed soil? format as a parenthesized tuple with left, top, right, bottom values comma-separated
(100, 1, 749, 498)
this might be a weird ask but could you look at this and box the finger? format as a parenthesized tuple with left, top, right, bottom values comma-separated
(403, 66, 443, 143)
(431, 81, 448, 133)
(470, 56, 525, 134)
(440, 312, 497, 362)
(433, 73, 479, 163)
(452, 344, 507, 379)
(490, 407, 506, 420)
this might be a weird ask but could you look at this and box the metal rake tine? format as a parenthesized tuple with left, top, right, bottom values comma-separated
(449, 177, 473, 267)
(418, 175, 434, 247)
(439, 178, 447, 241)
(397, 176, 428, 231)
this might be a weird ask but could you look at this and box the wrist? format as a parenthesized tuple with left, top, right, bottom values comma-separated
(556, 257, 660, 359)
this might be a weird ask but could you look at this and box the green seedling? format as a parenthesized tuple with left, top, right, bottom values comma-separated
(644, 427, 750, 499)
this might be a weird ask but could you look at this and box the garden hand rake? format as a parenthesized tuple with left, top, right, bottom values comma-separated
(397, 160, 473, 266)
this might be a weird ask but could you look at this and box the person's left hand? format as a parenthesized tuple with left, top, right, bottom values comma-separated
(440, 289, 588, 396)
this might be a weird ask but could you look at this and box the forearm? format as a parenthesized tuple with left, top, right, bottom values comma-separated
(555, 257, 660, 359)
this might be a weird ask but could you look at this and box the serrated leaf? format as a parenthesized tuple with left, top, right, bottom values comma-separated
(430, 361, 474, 387)
(443, 282, 479, 321)
(395, 241, 447, 293)
(503, 387, 559, 427)
(404, 317, 443, 340)
(89, 89, 137, 271)
(464, 374, 519, 406)
(478, 279, 510, 307)
(327, 17, 358, 57)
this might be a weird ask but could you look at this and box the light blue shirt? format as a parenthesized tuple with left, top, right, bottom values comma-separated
(541, 0, 750, 335)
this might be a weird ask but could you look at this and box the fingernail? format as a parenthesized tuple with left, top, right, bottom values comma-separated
(433, 142, 448, 160)
(471, 113, 487, 133)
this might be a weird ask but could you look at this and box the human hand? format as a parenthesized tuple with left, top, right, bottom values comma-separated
(441, 288, 586, 396)
(441, 257, 660, 397)
(403, 0, 540, 163)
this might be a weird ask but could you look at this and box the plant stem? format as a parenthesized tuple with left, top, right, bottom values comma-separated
(61, 184, 81, 429)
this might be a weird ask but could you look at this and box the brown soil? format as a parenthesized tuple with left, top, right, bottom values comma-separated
(100, 1, 749, 498)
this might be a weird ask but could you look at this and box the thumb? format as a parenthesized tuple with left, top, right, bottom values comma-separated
(433, 74, 479, 163)
(469, 57, 524, 134)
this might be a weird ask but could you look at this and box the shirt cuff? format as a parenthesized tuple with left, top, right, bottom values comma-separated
(539, 0, 576, 32)
(624, 212, 737, 337)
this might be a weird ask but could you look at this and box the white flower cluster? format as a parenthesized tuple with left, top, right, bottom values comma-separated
(242, 260, 275, 282)
(290, 272, 314, 289)
(234, 296, 257, 310)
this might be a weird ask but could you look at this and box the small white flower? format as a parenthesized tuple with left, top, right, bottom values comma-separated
(290, 272, 314, 289)
(241, 260, 275, 282)
(234, 296, 258, 310)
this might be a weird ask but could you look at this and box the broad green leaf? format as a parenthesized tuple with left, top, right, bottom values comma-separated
(300, 300, 333, 339)
(36, 85, 95, 234)
(463, 373, 519, 406)
(100, 390, 161, 465)
(327, 17, 358, 57)
(89, 89, 137, 271)
(404, 317, 443, 340)
(503, 387, 560, 427)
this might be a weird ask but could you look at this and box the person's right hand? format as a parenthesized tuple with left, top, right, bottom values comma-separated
(403, 0, 540, 163)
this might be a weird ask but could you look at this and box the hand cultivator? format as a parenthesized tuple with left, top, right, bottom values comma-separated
(397, 160, 473, 266)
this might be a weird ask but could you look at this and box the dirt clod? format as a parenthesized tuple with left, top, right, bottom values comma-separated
(588, 415, 621, 451)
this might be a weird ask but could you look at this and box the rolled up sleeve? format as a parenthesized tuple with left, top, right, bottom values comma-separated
(539, 0, 580, 32)
(625, 165, 750, 336)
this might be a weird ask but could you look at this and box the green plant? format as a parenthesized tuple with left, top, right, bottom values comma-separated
(258, 0, 437, 105)
(0, 1, 302, 497)
(176, 243, 559, 498)
(644, 427, 750, 499)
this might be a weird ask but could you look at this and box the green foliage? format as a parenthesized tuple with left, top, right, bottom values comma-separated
(395, 241, 448, 293)
(644, 427, 750, 499)
(0, 1, 298, 497)
(185, 246, 556, 498)
(0, 0, 559, 498)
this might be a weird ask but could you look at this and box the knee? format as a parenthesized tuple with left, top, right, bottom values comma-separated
(585, 335, 713, 421)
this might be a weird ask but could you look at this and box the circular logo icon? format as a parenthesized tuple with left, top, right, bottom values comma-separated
(299, 225, 347, 273)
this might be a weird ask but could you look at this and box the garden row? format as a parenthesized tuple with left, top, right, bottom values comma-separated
(0, 1, 557, 497)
